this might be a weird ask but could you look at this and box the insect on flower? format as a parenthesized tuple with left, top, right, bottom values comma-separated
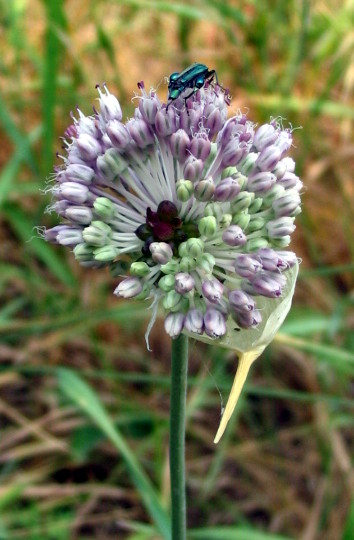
(167, 62, 230, 110)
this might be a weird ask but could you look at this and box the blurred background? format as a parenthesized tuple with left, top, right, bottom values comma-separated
(0, 1, 353, 539)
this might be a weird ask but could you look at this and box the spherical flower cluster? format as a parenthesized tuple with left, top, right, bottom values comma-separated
(44, 78, 302, 343)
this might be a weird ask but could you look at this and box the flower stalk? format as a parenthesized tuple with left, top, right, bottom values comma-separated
(170, 334, 189, 540)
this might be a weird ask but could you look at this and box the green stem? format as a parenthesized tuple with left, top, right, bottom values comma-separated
(170, 334, 189, 540)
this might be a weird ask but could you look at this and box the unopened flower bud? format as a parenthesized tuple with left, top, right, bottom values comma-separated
(262, 184, 286, 206)
(179, 256, 197, 273)
(98, 85, 122, 122)
(204, 308, 227, 339)
(114, 277, 143, 298)
(176, 179, 194, 202)
(83, 221, 111, 246)
(272, 190, 301, 217)
(149, 242, 173, 264)
(127, 118, 154, 148)
(183, 156, 204, 183)
(60, 182, 90, 204)
(275, 129, 292, 155)
(256, 145, 282, 171)
(228, 289, 255, 312)
(276, 250, 298, 269)
(164, 312, 185, 338)
(234, 254, 262, 278)
(139, 96, 159, 124)
(170, 129, 190, 161)
(219, 214, 232, 228)
(194, 177, 215, 202)
(214, 177, 241, 202)
(278, 171, 299, 189)
(204, 202, 224, 222)
(184, 308, 204, 334)
(190, 136, 211, 161)
(232, 211, 250, 230)
(245, 238, 269, 252)
(253, 123, 278, 151)
(270, 236, 291, 248)
(198, 253, 215, 274)
(267, 217, 296, 239)
(94, 245, 119, 261)
(237, 152, 258, 175)
(257, 248, 281, 271)
(247, 272, 286, 298)
(155, 107, 177, 137)
(160, 258, 180, 274)
(56, 226, 83, 246)
(222, 225, 247, 247)
(65, 206, 93, 225)
(158, 274, 175, 291)
(202, 279, 224, 303)
(247, 171, 276, 193)
(246, 216, 265, 233)
(233, 308, 262, 329)
(130, 261, 150, 277)
(231, 191, 255, 213)
(73, 243, 94, 262)
(185, 237, 204, 258)
(163, 290, 186, 312)
(248, 198, 263, 214)
(93, 197, 115, 220)
(199, 216, 217, 238)
(97, 148, 127, 181)
(106, 120, 130, 149)
(77, 133, 101, 161)
(61, 164, 95, 185)
(175, 272, 195, 294)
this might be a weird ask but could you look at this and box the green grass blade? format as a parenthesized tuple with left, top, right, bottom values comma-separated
(342, 497, 354, 540)
(57, 368, 171, 540)
(189, 527, 294, 540)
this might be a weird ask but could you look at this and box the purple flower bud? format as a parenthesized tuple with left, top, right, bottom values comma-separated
(253, 124, 278, 151)
(204, 308, 227, 339)
(56, 226, 83, 247)
(190, 136, 211, 161)
(106, 120, 131, 149)
(127, 118, 154, 148)
(174, 272, 195, 294)
(275, 129, 292, 155)
(275, 250, 298, 270)
(214, 177, 241, 202)
(149, 242, 173, 264)
(278, 172, 300, 189)
(228, 289, 255, 312)
(97, 85, 122, 122)
(267, 217, 296, 239)
(256, 145, 282, 171)
(272, 190, 301, 217)
(222, 225, 247, 247)
(234, 255, 262, 278)
(202, 279, 224, 303)
(76, 133, 102, 161)
(183, 156, 204, 183)
(114, 277, 143, 299)
(234, 309, 262, 329)
(155, 107, 177, 137)
(169, 129, 190, 161)
(139, 95, 159, 124)
(247, 171, 276, 193)
(164, 312, 185, 338)
(179, 108, 202, 134)
(60, 182, 90, 204)
(247, 272, 286, 298)
(59, 164, 95, 185)
(65, 205, 93, 225)
(257, 248, 281, 271)
(203, 104, 223, 137)
(221, 140, 247, 167)
(184, 308, 204, 334)
(44, 225, 67, 243)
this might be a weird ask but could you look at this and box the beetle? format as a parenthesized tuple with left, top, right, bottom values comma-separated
(166, 63, 220, 110)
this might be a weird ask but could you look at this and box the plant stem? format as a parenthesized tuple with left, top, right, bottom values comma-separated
(170, 334, 189, 540)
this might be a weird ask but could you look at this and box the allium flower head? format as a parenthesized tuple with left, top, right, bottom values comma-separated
(44, 79, 301, 345)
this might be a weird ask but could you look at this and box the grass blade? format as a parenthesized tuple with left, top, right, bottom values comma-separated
(57, 368, 171, 540)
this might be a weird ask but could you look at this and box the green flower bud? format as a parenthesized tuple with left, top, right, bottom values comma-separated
(204, 202, 223, 222)
(176, 179, 194, 202)
(246, 216, 265, 233)
(198, 216, 217, 237)
(203, 142, 218, 170)
(238, 152, 258, 175)
(232, 211, 250, 230)
(219, 213, 232, 229)
(158, 274, 176, 292)
(198, 252, 215, 274)
(246, 237, 269, 252)
(93, 245, 119, 262)
(82, 221, 111, 247)
(135, 283, 150, 300)
(179, 256, 197, 272)
(262, 184, 286, 207)
(160, 258, 180, 274)
(231, 191, 255, 213)
(221, 166, 238, 179)
(163, 290, 186, 312)
(73, 243, 94, 262)
(130, 261, 150, 277)
(248, 198, 263, 214)
(270, 236, 291, 248)
(178, 242, 188, 258)
(185, 237, 204, 258)
(93, 197, 115, 220)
